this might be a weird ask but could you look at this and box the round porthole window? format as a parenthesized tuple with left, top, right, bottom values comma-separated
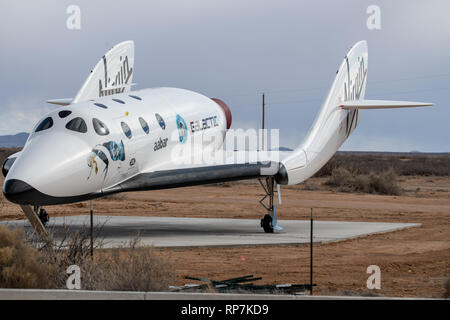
(121, 121, 132, 139)
(93, 118, 110, 136)
(139, 117, 149, 134)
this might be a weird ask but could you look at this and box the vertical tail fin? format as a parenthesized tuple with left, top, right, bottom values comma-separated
(277, 41, 432, 186)
(278, 41, 369, 185)
(72, 40, 135, 103)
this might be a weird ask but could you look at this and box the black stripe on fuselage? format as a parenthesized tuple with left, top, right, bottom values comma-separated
(112, 162, 280, 193)
(3, 162, 279, 206)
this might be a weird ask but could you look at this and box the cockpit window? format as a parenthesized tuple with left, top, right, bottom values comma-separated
(58, 110, 72, 118)
(139, 117, 149, 134)
(112, 98, 125, 104)
(121, 121, 132, 139)
(66, 117, 87, 133)
(92, 118, 110, 136)
(35, 117, 53, 132)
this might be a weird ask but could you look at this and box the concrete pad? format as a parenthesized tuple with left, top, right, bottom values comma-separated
(0, 215, 421, 248)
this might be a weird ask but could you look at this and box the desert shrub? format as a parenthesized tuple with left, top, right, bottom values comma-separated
(96, 239, 174, 291)
(0, 226, 54, 288)
(42, 231, 173, 291)
(315, 152, 450, 177)
(443, 277, 450, 299)
(324, 167, 353, 187)
(1, 226, 174, 291)
(367, 170, 401, 195)
(37, 228, 101, 290)
(325, 167, 401, 195)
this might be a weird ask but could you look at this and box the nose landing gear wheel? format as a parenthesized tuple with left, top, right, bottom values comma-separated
(19, 205, 49, 239)
(261, 214, 273, 233)
(38, 208, 49, 226)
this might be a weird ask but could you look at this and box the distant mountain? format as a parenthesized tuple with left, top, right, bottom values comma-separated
(0, 132, 29, 147)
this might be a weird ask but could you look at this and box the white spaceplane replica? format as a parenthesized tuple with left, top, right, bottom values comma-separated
(2, 40, 432, 235)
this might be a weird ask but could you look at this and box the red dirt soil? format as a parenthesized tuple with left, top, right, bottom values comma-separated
(1, 176, 449, 298)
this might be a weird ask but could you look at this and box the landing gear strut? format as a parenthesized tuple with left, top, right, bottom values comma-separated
(258, 176, 281, 233)
(19, 205, 49, 240)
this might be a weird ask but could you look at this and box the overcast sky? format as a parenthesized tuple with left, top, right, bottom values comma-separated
(0, 0, 449, 152)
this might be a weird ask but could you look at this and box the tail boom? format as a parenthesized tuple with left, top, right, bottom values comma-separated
(278, 41, 433, 186)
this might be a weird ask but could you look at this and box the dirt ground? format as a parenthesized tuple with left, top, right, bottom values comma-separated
(0, 176, 449, 298)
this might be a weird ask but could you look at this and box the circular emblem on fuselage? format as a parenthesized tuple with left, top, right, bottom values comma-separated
(176, 114, 188, 144)
(104, 140, 125, 161)
(155, 113, 166, 130)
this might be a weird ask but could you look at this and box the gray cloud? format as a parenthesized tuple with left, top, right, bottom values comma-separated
(0, 0, 448, 151)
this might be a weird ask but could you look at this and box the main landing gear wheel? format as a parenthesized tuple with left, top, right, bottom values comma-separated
(260, 214, 273, 233)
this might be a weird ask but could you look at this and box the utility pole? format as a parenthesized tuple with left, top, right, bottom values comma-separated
(310, 207, 314, 295)
(262, 93, 265, 150)
(90, 200, 94, 258)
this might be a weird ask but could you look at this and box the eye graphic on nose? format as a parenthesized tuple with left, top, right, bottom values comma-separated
(87, 140, 125, 180)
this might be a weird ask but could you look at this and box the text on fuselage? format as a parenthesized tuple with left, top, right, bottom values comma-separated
(190, 115, 219, 133)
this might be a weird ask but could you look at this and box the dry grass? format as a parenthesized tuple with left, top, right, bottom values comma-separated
(316, 152, 450, 177)
(0, 226, 54, 288)
(0, 226, 174, 291)
(443, 277, 450, 299)
(325, 167, 401, 195)
(93, 238, 175, 292)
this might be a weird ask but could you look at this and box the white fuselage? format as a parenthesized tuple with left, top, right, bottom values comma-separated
(4, 40, 427, 208)
(6, 87, 228, 198)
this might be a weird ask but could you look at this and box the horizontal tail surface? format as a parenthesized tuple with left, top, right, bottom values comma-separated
(278, 41, 433, 186)
(339, 100, 433, 110)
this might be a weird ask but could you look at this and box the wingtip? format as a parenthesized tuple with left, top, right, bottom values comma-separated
(46, 98, 73, 106)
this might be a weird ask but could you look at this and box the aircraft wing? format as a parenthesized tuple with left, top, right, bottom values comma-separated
(46, 98, 73, 106)
(105, 161, 280, 194)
